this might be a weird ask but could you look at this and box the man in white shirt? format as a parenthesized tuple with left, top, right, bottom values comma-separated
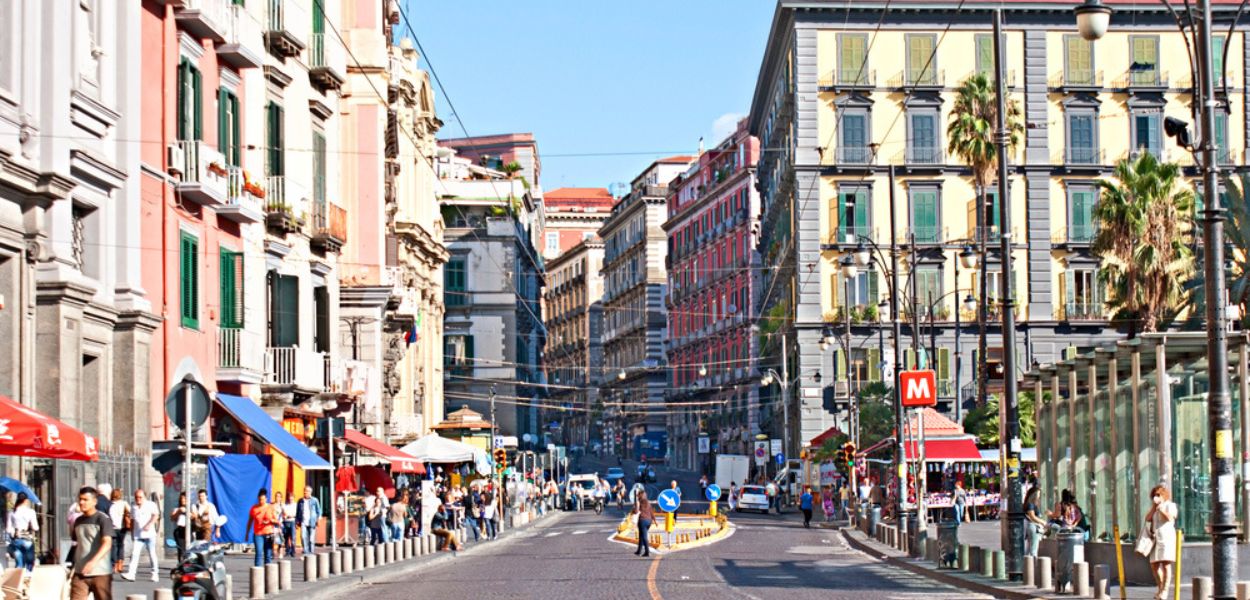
(121, 489, 160, 582)
(191, 489, 220, 541)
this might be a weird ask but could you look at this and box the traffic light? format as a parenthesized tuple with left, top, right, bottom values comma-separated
(842, 442, 856, 468)
(493, 448, 507, 470)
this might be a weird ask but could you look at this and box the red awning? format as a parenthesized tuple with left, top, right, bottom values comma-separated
(334, 465, 395, 499)
(903, 438, 982, 462)
(0, 394, 98, 461)
(343, 428, 425, 474)
(808, 426, 842, 448)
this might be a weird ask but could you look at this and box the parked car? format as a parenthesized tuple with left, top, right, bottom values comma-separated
(737, 485, 771, 513)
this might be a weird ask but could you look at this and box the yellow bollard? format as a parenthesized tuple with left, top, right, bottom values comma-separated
(710, 501, 718, 518)
(1173, 530, 1183, 600)
(1113, 525, 1127, 600)
(665, 512, 675, 534)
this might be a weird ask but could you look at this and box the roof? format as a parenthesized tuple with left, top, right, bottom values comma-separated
(215, 394, 331, 470)
(657, 155, 696, 164)
(544, 187, 616, 210)
(440, 133, 536, 146)
(432, 405, 494, 430)
(902, 408, 966, 438)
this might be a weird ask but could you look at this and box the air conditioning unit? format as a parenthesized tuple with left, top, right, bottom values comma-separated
(167, 144, 185, 177)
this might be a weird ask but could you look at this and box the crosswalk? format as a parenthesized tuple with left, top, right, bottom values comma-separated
(542, 528, 615, 538)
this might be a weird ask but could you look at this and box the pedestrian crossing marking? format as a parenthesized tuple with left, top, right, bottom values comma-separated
(572, 530, 587, 535)
(545, 531, 562, 537)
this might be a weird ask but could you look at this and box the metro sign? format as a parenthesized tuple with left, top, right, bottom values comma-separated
(900, 369, 937, 407)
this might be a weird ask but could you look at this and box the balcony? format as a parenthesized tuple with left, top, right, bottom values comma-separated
(834, 146, 874, 166)
(901, 146, 944, 168)
(264, 0, 306, 58)
(1059, 301, 1104, 321)
(264, 346, 327, 392)
(175, 140, 228, 206)
(216, 167, 265, 223)
(908, 225, 945, 245)
(1127, 148, 1170, 163)
(264, 176, 304, 235)
(1052, 223, 1096, 246)
(217, 3, 264, 69)
(1061, 146, 1104, 170)
(889, 69, 944, 90)
(308, 33, 346, 92)
(1218, 147, 1242, 166)
(1051, 70, 1103, 92)
(1115, 69, 1168, 91)
(217, 327, 264, 384)
(310, 199, 347, 253)
(175, 0, 230, 42)
(818, 69, 876, 91)
(826, 225, 874, 247)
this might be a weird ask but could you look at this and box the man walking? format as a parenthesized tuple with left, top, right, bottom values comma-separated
(121, 489, 159, 582)
(799, 485, 814, 528)
(70, 487, 113, 600)
(295, 486, 321, 554)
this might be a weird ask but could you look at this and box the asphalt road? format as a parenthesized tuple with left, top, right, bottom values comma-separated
(349, 504, 990, 599)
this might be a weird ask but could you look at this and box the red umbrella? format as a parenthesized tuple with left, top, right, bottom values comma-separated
(0, 394, 98, 461)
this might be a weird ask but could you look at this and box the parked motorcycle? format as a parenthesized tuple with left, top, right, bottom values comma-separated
(170, 540, 228, 600)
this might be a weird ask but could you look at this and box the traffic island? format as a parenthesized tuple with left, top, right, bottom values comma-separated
(611, 512, 734, 552)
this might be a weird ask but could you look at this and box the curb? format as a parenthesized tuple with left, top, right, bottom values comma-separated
(839, 528, 1043, 600)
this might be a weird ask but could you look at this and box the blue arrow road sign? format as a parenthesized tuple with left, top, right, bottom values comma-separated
(705, 484, 721, 502)
(657, 488, 681, 513)
(775, 453, 784, 465)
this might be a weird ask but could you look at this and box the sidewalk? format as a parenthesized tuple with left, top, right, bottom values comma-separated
(841, 522, 1183, 600)
(111, 506, 565, 599)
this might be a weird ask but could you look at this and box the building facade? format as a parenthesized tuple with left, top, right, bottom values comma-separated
(748, 0, 1247, 450)
(540, 187, 614, 260)
(664, 121, 762, 472)
(543, 238, 605, 448)
(599, 156, 691, 460)
(438, 147, 546, 440)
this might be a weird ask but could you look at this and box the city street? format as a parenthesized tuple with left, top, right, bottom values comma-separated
(348, 508, 987, 599)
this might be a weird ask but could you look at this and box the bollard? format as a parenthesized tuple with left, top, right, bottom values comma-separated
(126, 596, 146, 600)
(226, 574, 233, 600)
(383, 541, 392, 565)
(968, 546, 980, 573)
(344, 548, 354, 573)
(401, 537, 410, 560)
(265, 562, 279, 595)
(155, 591, 174, 600)
(993, 550, 1006, 580)
(331, 549, 342, 575)
(353, 545, 364, 570)
(278, 559, 292, 591)
(1074, 562, 1090, 597)
(1194, 576, 1213, 600)
(1023, 556, 1035, 587)
(317, 551, 329, 579)
(378, 541, 387, 565)
(303, 554, 317, 582)
(364, 544, 375, 569)
(250, 566, 265, 599)
(1093, 564, 1110, 600)
(959, 544, 971, 571)
(1237, 581, 1250, 600)
(1037, 556, 1053, 590)
(981, 547, 994, 578)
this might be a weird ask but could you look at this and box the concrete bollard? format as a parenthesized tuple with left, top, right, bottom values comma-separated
(317, 552, 330, 579)
(364, 544, 375, 569)
(250, 566, 265, 599)
(126, 595, 146, 600)
(303, 554, 317, 582)
(344, 547, 354, 573)
(226, 574, 233, 600)
(1023, 556, 1035, 587)
(379, 542, 388, 565)
(959, 544, 971, 571)
(383, 542, 392, 565)
(1238, 581, 1250, 600)
(278, 559, 292, 591)
(992, 550, 1006, 580)
(264, 562, 279, 594)
(353, 545, 364, 570)
(981, 547, 994, 578)
(1194, 576, 1213, 600)
(400, 538, 409, 560)
(968, 546, 980, 573)
(1074, 562, 1090, 597)
(331, 549, 342, 575)
(1093, 564, 1110, 599)
(425, 534, 434, 554)
(1037, 556, 1053, 590)
(155, 591, 174, 600)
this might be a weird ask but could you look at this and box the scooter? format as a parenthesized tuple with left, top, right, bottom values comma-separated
(170, 540, 228, 600)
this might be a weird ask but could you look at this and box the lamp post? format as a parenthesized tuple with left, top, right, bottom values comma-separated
(760, 333, 791, 472)
(1077, 0, 1235, 595)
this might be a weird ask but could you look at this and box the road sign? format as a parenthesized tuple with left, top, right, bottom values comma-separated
(164, 379, 211, 432)
(769, 439, 782, 455)
(775, 453, 784, 465)
(697, 436, 710, 454)
(657, 489, 681, 513)
(753, 441, 768, 466)
(494, 436, 504, 449)
(705, 484, 721, 502)
(900, 369, 938, 407)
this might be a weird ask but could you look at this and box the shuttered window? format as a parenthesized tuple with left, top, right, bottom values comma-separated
(217, 89, 241, 166)
(975, 34, 994, 78)
(220, 249, 243, 328)
(1065, 35, 1093, 85)
(268, 272, 299, 347)
(906, 34, 937, 85)
(266, 102, 284, 176)
(1130, 36, 1160, 85)
(838, 33, 867, 84)
(180, 232, 199, 329)
(445, 258, 467, 306)
(177, 59, 202, 141)
(911, 189, 939, 243)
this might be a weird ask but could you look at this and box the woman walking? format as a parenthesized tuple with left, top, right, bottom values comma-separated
(482, 490, 498, 540)
(5, 492, 38, 571)
(1145, 486, 1178, 600)
(632, 490, 654, 558)
(107, 488, 129, 573)
(1023, 486, 1047, 557)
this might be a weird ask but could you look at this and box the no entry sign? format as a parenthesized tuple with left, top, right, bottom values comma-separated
(900, 369, 937, 407)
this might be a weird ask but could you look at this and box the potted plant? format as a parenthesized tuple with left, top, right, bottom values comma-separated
(206, 161, 229, 178)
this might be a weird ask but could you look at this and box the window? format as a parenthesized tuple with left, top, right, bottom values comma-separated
(1215, 111, 1230, 163)
(217, 89, 241, 166)
(1213, 35, 1227, 86)
(1067, 112, 1097, 164)
(445, 258, 467, 306)
(1068, 187, 1097, 243)
(981, 188, 1002, 241)
(219, 249, 243, 328)
(986, 269, 1019, 303)
(268, 272, 299, 346)
(908, 112, 939, 163)
(177, 59, 202, 141)
(906, 34, 937, 85)
(911, 188, 940, 243)
(1129, 36, 1160, 85)
(546, 232, 560, 254)
(445, 335, 474, 375)
(834, 187, 869, 241)
(1132, 111, 1162, 159)
(312, 132, 326, 203)
(838, 33, 868, 84)
(266, 102, 284, 176)
(913, 268, 941, 317)
(1064, 35, 1094, 85)
(975, 34, 994, 78)
(834, 268, 878, 308)
(840, 112, 869, 162)
(1063, 268, 1102, 319)
(180, 232, 199, 329)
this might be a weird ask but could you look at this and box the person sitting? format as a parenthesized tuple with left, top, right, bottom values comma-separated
(1047, 488, 1087, 539)
(431, 502, 460, 552)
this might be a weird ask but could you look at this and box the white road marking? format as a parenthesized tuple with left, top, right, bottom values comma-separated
(544, 531, 561, 538)
(572, 530, 587, 535)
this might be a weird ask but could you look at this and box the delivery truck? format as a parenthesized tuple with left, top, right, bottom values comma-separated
(714, 454, 750, 499)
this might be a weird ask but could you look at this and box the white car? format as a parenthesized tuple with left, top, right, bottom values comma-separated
(737, 485, 771, 513)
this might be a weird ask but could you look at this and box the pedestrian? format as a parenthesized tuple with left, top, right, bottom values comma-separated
(698, 474, 708, 497)
(822, 486, 836, 523)
(357, 486, 372, 544)
(632, 490, 654, 558)
(95, 483, 113, 522)
(727, 482, 738, 512)
(1024, 486, 1046, 557)
(463, 486, 481, 542)
(121, 488, 159, 582)
(245, 489, 276, 567)
(295, 486, 321, 554)
(389, 491, 408, 544)
(952, 480, 968, 524)
(669, 480, 681, 500)
(170, 492, 190, 558)
(191, 489, 219, 542)
(431, 502, 459, 552)
(765, 480, 778, 513)
(278, 491, 297, 557)
(1145, 485, 1179, 600)
(838, 483, 850, 520)
(367, 491, 386, 545)
(1046, 488, 1085, 535)
(5, 492, 38, 571)
(69, 486, 113, 600)
(482, 490, 498, 540)
(107, 488, 129, 573)
(799, 485, 814, 528)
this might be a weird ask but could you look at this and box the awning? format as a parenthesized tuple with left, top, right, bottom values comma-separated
(903, 438, 982, 462)
(809, 426, 842, 448)
(399, 433, 488, 464)
(0, 394, 98, 461)
(215, 394, 331, 470)
(344, 428, 426, 474)
(334, 465, 395, 499)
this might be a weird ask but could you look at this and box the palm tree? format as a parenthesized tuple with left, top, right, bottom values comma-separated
(946, 72, 1023, 407)
(1222, 174, 1250, 324)
(1092, 151, 1196, 335)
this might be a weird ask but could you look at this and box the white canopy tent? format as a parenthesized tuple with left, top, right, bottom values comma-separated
(400, 433, 492, 471)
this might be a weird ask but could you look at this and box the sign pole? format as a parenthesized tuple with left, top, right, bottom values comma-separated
(327, 418, 336, 552)
(183, 382, 192, 559)
(918, 406, 926, 532)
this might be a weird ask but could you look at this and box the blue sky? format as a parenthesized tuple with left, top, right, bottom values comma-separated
(401, 1, 775, 190)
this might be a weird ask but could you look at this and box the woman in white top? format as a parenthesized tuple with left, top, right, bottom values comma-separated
(5, 492, 39, 571)
(280, 494, 298, 557)
(107, 488, 130, 573)
(1146, 485, 1179, 600)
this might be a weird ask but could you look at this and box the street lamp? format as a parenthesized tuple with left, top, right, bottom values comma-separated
(963, 294, 977, 314)
(1076, 0, 1236, 594)
(959, 245, 979, 270)
(699, 365, 708, 378)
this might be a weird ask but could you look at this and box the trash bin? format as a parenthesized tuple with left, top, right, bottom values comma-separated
(907, 512, 926, 558)
(1054, 529, 1085, 593)
(936, 520, 960, 568)
(867, 504, 882, 536)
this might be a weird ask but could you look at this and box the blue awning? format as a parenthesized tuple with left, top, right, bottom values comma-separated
(215, 394, 331, 470)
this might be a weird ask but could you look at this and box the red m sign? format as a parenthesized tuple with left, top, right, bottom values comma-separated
(900, 369, 937, 407)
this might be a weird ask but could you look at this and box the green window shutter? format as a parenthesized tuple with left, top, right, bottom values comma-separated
(177, 61, 188, 140)
(231, 94, 241, 166)
(840, 34, 866, 82)
(465, 336, 475, 365)
(1066, 36, 1092, 83)
(937, 348, 951, 383)
(868, 269, 880, 303)
(1064, 269, 1075, 313)
(1215, 112, 1228, 155)
(853, 189, 869, 232)
(908, 35, 935, 83)
(266, 103, 276, 176)
(313, 133, 326, 202)
(867, 348, 881, 382)
(975, 34, 993, 76)
(220, 250, 244, 328)
(192, 67, 202, 140)
(312, 0, 325, 35)
(914, 191, 938, 242)
(180, 233, 199, 329)
(904, 348, 916, 370)
(836, 191, 847, 240)
(1213, 36, 1226, 82)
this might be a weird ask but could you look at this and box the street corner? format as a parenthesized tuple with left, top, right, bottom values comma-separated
(610, 513, 735, 553)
